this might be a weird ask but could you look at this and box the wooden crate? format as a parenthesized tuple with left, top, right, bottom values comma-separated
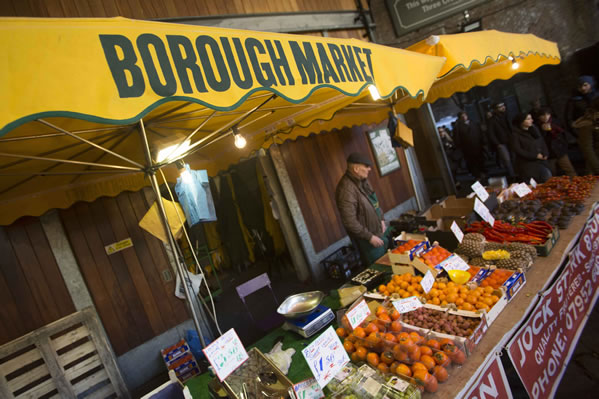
(0, 307, 129, 398)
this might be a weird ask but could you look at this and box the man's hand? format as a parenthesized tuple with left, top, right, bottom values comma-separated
(369, 235, 384, 248)
(381, 220, 386, 233)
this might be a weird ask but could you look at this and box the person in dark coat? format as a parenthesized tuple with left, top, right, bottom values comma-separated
(511, 113, 552, 183)
(565, 75, 599, 131)
(572, 97, 599, 174)
(454, 111, 486, 182)
(487, 102, 516, 178)
(534, 108, 577, 177)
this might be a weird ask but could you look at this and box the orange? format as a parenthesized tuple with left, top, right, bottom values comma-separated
(377, 363, 389, 374)
(365, 322, 379, 334)
(409, 332, 424, 345)
(355, 346, 368, 361)
(350, 352, 361, 363)
(420, 354, 436, 371)
(411, 362, 428, 374)
(391, 309, 401, 321)
(396, 363, 412, 377)
(379, 313, 392, 324)
(384, 332, 397, 343)
(431, 297, 441, 305)
(381, 351, 395, 365)
(343, 340, 355, 353)
(420, 345, 433, 357)
(389, 361, 399, 374)
(393, 275, 402, 284)
(391, 320, 402, 332)
(353, 327, 366, 339)
(378, 284, 387, 292)
(376, 305, 387, 316)
(367, 352, 380, 367)
(426, 339, 440, 350)
(433, 365, 449, 383)
(336, 327, 347, 338)
(408, 345, 421, 362)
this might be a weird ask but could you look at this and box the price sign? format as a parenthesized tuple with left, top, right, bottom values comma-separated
(440, 254, 470, 272)
(302, 326, 350, 388)
(471, 181, 489, 202)
(514, 183, 532, 198)
(392, 296, 423, 314)
(202, 328, 248, 381)
(474, 198, 495, 227)
(530, 178, 537, 188)
(420, 270, 434, 294)
(345, 299, 371, 330)
(293, 378, 325, 399)
(450, 221, 464, 243)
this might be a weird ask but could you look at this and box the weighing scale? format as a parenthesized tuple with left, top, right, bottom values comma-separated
(282, 304, 335, 338)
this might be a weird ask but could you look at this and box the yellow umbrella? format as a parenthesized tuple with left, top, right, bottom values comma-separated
(0, 17, 445, 225)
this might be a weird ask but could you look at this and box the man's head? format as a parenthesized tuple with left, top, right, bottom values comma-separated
(493, 102, 506, 114)
(577, 76, 594, 94)
(347, 152, 372, 180)
(458, 111, 468, 121)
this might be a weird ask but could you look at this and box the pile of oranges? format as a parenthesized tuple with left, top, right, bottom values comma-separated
(420, 246, 452, 268)
(479, 269, 513, 289)
(377, 273, 424, 299)
(422, 281, 501, 313)
(337, 305, 466, 393)
(393, 239, 422, 254)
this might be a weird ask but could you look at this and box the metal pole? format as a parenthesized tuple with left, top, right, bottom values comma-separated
(137, 120, 207, 347)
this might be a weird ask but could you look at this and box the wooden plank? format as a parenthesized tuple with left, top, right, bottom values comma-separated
(42, 0, 66, 17)
(0, 347, 43, 377)
(57, 340, 96, 367)
(0, 1, 16, 15)
(24, 220, 75, 318)
(72, 369, 108, 395)
(98, 0, 119, 16)
(87, 0, 108, 17)
(51, 325, 90, 352)
(14, 377, 56, 399)
(0, 371, 15, 399)
(37, 337, 76, 398)
(88, 200, 151, 345)
(60, 208, 128, 354)
(0, 227, 42, 333)
(0, 267, 23, 345)
(84, 382, 115, 399)
(101, 197, 165, 336)
(6, 363, 50, 393)
(73, 0, 93, 16)
(64, 354, 102, 381)
(58, 0, 80, 16)
(11, 0, 33, 15)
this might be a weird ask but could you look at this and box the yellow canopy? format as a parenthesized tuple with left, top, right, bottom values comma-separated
(0, 17, 445, 225)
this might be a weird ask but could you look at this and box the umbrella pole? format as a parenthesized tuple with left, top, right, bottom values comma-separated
(138, 121, 207, 348)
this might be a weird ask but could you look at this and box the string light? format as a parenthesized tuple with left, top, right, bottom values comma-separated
(233, 126, 246, 149)
(175, 160, 193, 184)
(157, 139, 191, 163)
(508, 56, 520, 70)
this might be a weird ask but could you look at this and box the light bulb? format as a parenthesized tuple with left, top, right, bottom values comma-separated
(368, 84, 381, 101)
(511, 60, 520, 70)
(234, 133, 246, 148)
(157, 139, 191, 162)
(180, 169, 193, 184)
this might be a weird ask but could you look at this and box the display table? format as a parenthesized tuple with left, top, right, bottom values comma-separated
(187, 187, 599, 398)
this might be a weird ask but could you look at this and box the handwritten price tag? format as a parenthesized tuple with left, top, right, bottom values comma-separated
(474, 198, 495, 227)
(530, 178, 537, 188)
(302, 326, 349, 388)
(450, 221, 464, 243)
(471, 181, 489, 202)
(293, 378, 325, 399)
(440, 254, 470, 272)
(345, 299, 371, 330)
(202, 328, 248, 381)
(514, 183, 532, 198)
(420, 270, 434, 294)
(392, 296, 423, 314)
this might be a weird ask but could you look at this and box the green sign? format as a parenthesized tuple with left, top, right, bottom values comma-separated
(385, 0, 489, 37)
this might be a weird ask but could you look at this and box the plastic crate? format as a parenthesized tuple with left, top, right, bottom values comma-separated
(321, 245, 361, 279)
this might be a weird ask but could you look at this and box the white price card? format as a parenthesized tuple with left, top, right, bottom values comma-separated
(293, 378, 325, 399)
(302, 326, 350, 388)
(345, 299, 371, 330)
(474, 198, 495, 227)
(450, 221, 464, 243)
(420, 270, 434, 294)
(530, 178, 537, 188)
(471, 181, 489, 202)
(202, 328, 248, 381)
(392, 296, 423, 314)
(439, 254, 470, 272)
(514, 183, 532, 198)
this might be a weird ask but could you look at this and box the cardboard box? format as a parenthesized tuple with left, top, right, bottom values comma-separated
(420, 194, 498, 231)
(535, 226, 560, 256)
(501, 271, 526, 301)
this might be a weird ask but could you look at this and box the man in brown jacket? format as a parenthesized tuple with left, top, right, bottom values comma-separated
(335, 152, 390, 265)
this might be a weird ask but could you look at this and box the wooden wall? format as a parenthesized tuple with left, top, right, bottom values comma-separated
(0, 218, 75, 346)
(279, 122, 415, 253)
(60, 191, 188, 356)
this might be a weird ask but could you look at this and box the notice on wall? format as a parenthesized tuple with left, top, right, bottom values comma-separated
(463, 352, 513, 399)
(302, 326, 350, 388)
(202, 329, 248, 381)
(506, 203, 599, 399)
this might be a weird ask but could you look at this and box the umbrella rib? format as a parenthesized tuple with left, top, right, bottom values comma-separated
(0, 170, 135, 176)
(0, 152, 140, 170)
(37, 119, 145, 168)
(0, 125, 135, 143)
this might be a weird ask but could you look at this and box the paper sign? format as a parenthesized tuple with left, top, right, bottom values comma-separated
(105, 238, 133, 255)
(202, 328, 248, 381)
(530, 178, 537, 188)
(450, 221, 464, 243)
(302, 326, 349, 388)
(474, 198, 495, 227)
(293, 378, 325, 399)
(392, 296, 423, 314)
(471, 181, 489, 202)
(439, 254, 470, 272)
(514, 183, 532, 198)
(420, 270, 434, 294)
(345, 299, 371, 330)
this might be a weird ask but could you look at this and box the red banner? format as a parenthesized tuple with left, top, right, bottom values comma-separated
(464, 353, 513, 399)
(507, 204, 599, 399)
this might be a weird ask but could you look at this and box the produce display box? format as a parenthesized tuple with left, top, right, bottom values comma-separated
(388, 240, 430, 264)
(501, 271, 526, 301)
(419, 194, 498, 231)
(534, 226, 560, 257)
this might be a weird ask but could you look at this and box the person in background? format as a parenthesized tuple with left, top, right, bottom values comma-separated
(487, 102, 516, 179)
(565, 75, 598, 131)
(511, 113, 552, 183)
(534, 108, 577, 177)
(454, 111, 486, 183)
(572, 97, 599, 174)
(438, 126, 462, 187)
(335, 152, 390, 266)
